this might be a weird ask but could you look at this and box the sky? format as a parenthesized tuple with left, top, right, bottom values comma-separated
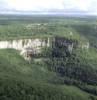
(0, 0, 97, 15)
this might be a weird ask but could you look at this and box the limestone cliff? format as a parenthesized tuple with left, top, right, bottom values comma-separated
(0, 38, 50, 60)
(0, 37, 89, 60)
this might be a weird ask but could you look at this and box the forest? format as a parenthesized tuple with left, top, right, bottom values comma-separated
(0, 15, 97, 100)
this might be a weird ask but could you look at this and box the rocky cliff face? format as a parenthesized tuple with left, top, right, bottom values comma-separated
(0, 38, 50, 50)
(0, 37, 89, 60)
(0, 38, 50, 60)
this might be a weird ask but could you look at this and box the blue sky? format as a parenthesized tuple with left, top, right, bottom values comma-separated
(0, 0, 97, 15)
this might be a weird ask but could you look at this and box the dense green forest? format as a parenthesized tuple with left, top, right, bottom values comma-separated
(0, 15, 97, 100)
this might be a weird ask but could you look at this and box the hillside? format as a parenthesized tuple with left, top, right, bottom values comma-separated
(0, 16, 97, 100)
(0, 49, 97, 100)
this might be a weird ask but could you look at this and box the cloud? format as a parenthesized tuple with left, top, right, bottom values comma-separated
(7, 0, 64, 11)
(0, 0, 97, 15)
(63, 0, 97, 12)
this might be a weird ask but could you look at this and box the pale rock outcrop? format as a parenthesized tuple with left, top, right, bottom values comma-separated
(78, 42, 90, 50)
(0, 38, 50, 60)
(81, 42, 90, 50)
